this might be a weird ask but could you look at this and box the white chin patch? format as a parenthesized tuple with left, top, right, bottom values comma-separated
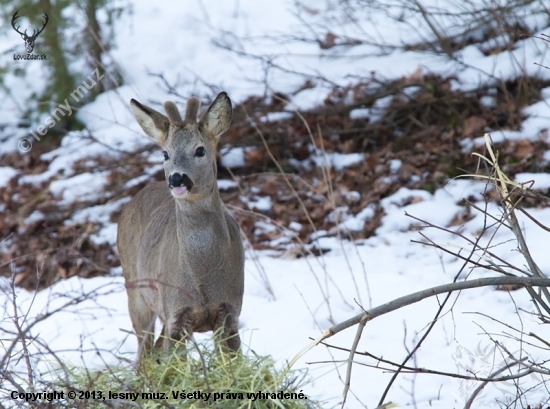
(171, 186, 189, 198)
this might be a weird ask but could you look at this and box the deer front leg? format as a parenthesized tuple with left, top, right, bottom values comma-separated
(127, 289, 155, 363)
(214, 303, 241, 352)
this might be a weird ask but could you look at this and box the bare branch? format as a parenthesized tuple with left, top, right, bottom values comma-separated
(341, 314, 367, 408)
(288, 277, 550, 368)
(463, 356, 529, 409)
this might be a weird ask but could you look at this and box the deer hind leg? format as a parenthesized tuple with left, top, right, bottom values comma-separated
(153, 324, 166, 350)
(159, 306, 195, 355)
(127, 290, 155, 362)
(214, 303, 241, 352)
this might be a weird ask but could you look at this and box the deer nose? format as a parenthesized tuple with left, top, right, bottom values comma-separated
(169, 173, 194, 191)
(169, 173, 183, 187)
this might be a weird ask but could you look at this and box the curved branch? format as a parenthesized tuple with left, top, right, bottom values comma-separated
(288, 277, 550, 368)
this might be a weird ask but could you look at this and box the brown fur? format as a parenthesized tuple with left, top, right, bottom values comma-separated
(119, 93, 244, 362)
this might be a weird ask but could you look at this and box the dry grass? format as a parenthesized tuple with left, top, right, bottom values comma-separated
(52, 339, 322, 409)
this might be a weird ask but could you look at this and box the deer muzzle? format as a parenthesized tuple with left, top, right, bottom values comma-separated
(169, 172, 194, 197)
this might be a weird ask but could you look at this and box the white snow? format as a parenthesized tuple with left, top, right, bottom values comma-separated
(479, 95, 496, 108)
(260, 112, 294, 123)
(345, 191, 361, 203)
(49, 171, 110, 205)
(349, 108, 370, 119)
(289, 221, 302, 231)
(70, 197, 131, 225)
(123, 174, 150, 189)
(368, 95, 393, 123)
(24, 210, 45, 224)
(220, 147, 245, 168)
(389, 159, 402, 173)
(311, 152, 364, 171)
(0, 167, 17, 188)
(254, 220, 277, 236)
(242, 195, 272, 212)
(515, 172, 550, 190)
(217, 179, 238, 190)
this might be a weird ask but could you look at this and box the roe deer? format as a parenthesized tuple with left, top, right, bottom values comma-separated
(117, 92, 244, 361)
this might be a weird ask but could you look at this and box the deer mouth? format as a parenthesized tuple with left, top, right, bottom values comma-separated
(170, 186, 189, 198)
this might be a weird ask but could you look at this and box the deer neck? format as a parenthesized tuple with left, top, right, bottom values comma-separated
(174, 185, 226, 245)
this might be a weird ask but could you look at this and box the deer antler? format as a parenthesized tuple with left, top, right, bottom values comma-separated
(11, 11, 26, 38)
(11, 12, 48, 40)
(32, 14, 48, 39)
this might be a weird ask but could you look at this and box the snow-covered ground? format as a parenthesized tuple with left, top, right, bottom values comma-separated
(3, 178, 550, 407)
(1, 0, 550, 407)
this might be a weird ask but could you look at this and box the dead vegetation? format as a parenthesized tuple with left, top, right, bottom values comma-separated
(1, 71, 550, 290)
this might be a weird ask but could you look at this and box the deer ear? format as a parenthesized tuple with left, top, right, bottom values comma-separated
(199, 92, 232, 141)
(130, 99, 170, 145)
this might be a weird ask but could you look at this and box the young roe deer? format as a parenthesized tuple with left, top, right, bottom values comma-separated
(117, 92, 244, 361)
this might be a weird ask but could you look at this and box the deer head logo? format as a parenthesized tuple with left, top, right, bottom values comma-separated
(12, 11, 48, 54)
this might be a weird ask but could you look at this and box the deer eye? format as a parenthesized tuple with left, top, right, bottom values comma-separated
(195, 147, 205, 157)
(163, 151, 169, 161)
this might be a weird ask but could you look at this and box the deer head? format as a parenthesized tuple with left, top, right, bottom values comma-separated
(12, 11, 49, 54)
(130, 93, 232, 199)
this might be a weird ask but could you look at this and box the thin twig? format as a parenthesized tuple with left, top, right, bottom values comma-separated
(10, 262, 34, 389)
(311, 340, 545, 382)
(341, 315, 367, 408)
(463, 356, 529, 409)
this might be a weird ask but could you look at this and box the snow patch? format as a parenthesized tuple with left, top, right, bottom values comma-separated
(515, 173, 550, 190)
(260, 112, 293, 122)
(50, 171, 110, 205)
(349, 108, 370, 119)
(220, 147, 245, 168)
(217, 179, 238, 190)
(0, 167, 17, 188)
(311, 152, 364, 171)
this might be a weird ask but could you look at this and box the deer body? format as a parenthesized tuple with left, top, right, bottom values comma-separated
(118, 93, 244, 360)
